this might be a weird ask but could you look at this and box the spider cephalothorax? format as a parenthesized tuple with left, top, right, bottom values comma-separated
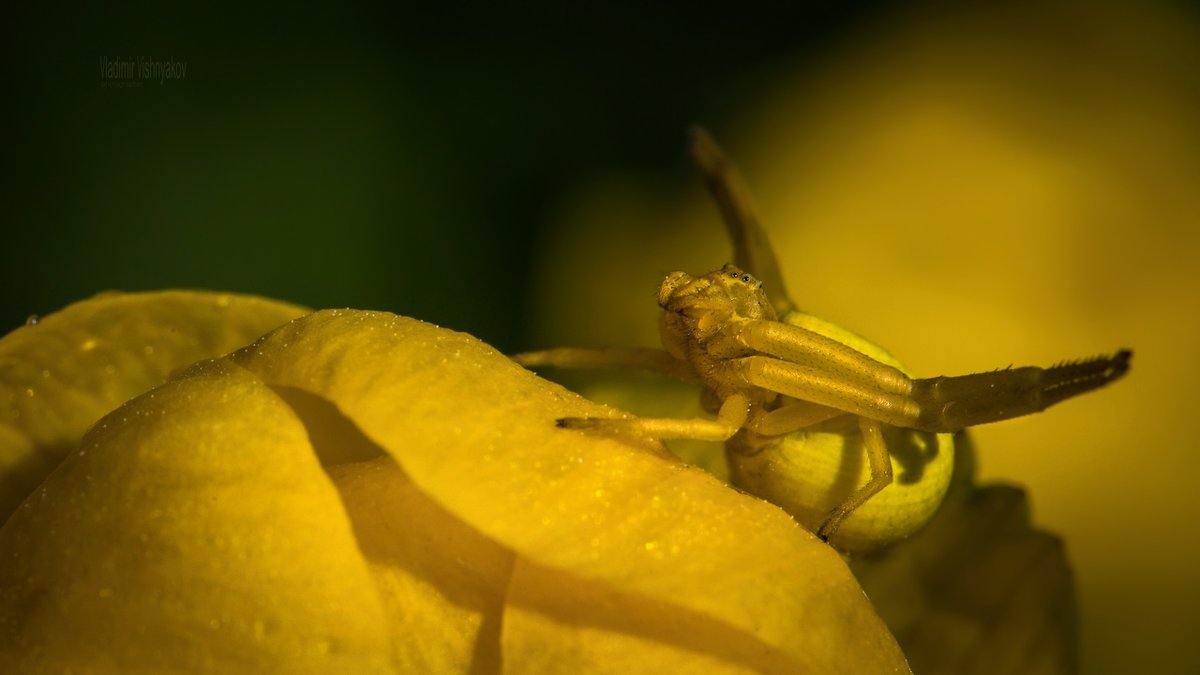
(657, 264, 776, 343)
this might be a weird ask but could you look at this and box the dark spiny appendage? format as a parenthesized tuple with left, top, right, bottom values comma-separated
(909, 350, 1132, 432)
(1042, 349, 1132, 402)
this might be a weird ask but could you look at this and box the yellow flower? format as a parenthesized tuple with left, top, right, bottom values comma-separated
(0, 291, 909, 673)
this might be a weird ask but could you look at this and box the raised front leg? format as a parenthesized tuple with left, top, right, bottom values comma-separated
(689, 126, 796, 317)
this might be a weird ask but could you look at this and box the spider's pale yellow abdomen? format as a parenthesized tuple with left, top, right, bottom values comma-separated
(729, 312, 954, 553)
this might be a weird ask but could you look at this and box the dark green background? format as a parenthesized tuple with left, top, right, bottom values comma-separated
(2, 3, 890, 352)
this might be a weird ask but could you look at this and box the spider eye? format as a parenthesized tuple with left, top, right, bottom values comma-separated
(742, 275, 751, 283)
(729, 271, 739, 279)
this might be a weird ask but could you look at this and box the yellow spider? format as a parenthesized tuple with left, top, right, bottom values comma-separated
(515, 128, 1130, 551)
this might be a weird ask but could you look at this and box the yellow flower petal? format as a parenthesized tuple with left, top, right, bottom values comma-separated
(0, 290, 308, 521)
(327, 457, 513, 673)
(0, 359, 394, 673)
(1, 298, 911, 672)
(503, 558, 789, 675)
(233, 310, 911, 673)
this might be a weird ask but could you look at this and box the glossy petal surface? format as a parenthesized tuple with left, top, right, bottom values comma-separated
(0, 297, 911, 673)
(0, 291, 307, 521)
(233, 310, 910, 673)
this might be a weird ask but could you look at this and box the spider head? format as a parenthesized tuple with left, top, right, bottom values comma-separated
(657, 264, 777, 341)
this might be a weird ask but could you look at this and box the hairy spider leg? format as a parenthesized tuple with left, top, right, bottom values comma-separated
(711, 319, 912, 395)
(816, 417, 892, 541)
(511, 347, 699, 383)
(728, 349, 1132, 433)
(557, 392, 752, 442)
(747, 399, 846, 436)
(909, 350, 1132, 431)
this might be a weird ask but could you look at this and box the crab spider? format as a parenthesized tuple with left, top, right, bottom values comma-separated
(515, 127, 1131, 549)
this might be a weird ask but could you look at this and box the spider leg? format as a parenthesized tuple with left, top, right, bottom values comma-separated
(557, 393, 750, 441)
(731, 355, 922, 428)
(713, 319, 912, 395)
(746, 399, 846, 437)
(817, 417, 893, 541)
(689, 126, 796, 317)
(512, 347, 699, 383)
(909, 349, 1132, 431)
(728, 349, 1132, 432)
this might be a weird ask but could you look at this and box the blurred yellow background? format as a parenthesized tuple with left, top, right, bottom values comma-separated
(528, 2, 1200, 673)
